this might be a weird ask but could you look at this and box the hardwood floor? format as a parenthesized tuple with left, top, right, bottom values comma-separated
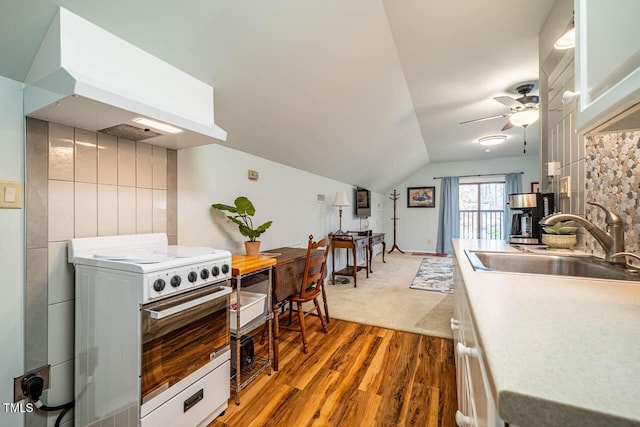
(209, 317, 457, 427)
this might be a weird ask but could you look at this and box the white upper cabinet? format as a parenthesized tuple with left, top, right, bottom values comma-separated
(573, 0, 640, 134)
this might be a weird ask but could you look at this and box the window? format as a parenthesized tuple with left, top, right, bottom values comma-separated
(459, 181, 504, 239)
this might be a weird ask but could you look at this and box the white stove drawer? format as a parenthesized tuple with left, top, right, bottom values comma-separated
(140, 360, 229, 427)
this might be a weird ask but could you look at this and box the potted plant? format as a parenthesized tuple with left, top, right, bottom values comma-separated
(541, 220, 578, 249)
(211, 196, 272, 256)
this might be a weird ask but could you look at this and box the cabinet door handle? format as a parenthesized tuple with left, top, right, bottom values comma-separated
(450, 318, 460, 331)
(455, 410, 474, 426)
(455, 342, 478, 358)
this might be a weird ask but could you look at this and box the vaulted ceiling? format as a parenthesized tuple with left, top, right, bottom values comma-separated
(0, 0, 556, 192)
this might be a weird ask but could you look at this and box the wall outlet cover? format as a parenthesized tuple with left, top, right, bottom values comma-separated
(547, 162, 561, 176)
(13, 365, 50, 402)
(560, 176, 571, 198)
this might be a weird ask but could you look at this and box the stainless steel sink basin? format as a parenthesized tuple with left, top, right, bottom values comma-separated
(465, 250, 640, 281)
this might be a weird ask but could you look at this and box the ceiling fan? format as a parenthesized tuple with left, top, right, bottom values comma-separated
(460, 83, 539, 131)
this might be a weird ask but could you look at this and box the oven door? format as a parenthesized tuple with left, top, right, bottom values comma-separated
(141, 283, 230, 404)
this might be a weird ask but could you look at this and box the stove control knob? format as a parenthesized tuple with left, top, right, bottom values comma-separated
(200, 269, 210, 280)
(188, 271, 198, 283)
(170, 275, 182, 287)
(153, 279, 166, 292)
(211, 266, 220, 276)
(221, 264, 230, 274)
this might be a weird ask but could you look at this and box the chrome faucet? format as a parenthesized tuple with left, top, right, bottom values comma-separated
(611, 252, 640, 268)
(539, 202, 625, 264)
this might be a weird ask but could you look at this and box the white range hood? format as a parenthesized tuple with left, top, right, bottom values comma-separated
(24, 8, 227, 150)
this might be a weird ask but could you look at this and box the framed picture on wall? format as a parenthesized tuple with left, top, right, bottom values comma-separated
(407, 186, 435, 208)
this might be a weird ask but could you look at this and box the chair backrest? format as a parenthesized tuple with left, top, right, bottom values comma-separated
(299, 234, 330, 299)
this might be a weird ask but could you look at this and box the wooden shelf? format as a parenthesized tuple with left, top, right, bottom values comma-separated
(334, 265, 367, 276)
(230, 356, 271, 392)
(230, 257, 274, 405)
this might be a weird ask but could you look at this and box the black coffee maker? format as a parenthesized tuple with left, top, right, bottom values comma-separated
(508, 193, 554, 244)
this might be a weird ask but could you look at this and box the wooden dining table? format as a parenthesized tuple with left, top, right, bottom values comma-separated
(265, 246, 329, 370)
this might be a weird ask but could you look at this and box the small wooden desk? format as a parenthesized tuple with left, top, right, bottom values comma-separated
(330, 234, 369, 287)
(368, 232, 386, 273)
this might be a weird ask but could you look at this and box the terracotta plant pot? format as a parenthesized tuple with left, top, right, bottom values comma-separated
(244, 241, 261, 257)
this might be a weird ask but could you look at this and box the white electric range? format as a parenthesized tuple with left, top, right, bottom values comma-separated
(68, 233, 232, 427)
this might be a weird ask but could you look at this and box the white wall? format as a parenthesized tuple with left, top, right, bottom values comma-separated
(178, 144, 385, 266)
(0, 76, 25, 427)
(386, 155, 539, 252)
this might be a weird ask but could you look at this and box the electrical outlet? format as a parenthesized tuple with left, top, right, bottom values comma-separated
(13, 365, 50, 402)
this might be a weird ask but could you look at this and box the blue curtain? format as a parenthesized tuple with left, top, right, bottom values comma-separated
(436, 176, 459, 254)
(504, 173, 522, 240)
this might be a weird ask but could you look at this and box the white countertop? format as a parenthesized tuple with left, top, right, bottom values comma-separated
(453, 239, 640, 427)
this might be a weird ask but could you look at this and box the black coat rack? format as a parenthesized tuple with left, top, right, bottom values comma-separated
(388, 189, 404, 254)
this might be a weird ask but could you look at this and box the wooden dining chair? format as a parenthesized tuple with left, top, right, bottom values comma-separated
(280, 234, 330, 353)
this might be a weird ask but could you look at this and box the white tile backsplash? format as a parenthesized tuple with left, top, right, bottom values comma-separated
(152, 189, 167, 233)
(98, 184, 119, 236)
(75, 128, 97, 183)
(152, 146, 167, 190)
(48, 242, 73, 305)
(48, 410, 73, 427)
(563, 117, 571, 166)
(74, 182, 98, 238)
(136, 142, 153, 189)
(118, 139, 136, 186)
(48, 180, 74, 242)
(49, 123, 74, 181)
(136, 188, 153, 233)
(47, 301, 74, 367)
(98, 133, 118, 185)
(118, 186, 137, 235)
(46, 360, 74, 427)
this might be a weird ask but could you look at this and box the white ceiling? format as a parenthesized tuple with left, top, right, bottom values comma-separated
(0, 0, 556, 192)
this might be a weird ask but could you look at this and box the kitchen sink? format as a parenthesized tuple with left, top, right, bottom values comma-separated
(465, 250, 640, 281)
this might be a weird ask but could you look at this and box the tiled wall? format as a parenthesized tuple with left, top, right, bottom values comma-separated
(585, 131, 640, 257)
(25, 118, 177, 427)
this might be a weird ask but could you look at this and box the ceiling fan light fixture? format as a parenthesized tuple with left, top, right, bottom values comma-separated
(554, 27, 575, 50)
(509, 110, 539, 127)
(477, 135, 507, 146)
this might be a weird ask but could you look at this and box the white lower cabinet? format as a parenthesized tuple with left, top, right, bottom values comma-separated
(452, 256, 503, 427)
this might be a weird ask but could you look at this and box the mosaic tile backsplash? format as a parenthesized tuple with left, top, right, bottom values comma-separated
(585, 130, 640, 257)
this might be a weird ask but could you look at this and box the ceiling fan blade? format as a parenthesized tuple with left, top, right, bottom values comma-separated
(501, 120, 514, 131)
(494, 96, 524, 110)
(459, 113, 510, 125)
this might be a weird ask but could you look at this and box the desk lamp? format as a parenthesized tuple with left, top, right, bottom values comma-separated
(332, 192, 349, 234)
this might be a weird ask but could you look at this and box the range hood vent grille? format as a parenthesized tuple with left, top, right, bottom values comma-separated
(98, 124, 161, 141)
(23, 7, 227, 150)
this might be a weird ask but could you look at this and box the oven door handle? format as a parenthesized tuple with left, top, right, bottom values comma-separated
(145, 286, 232, 319)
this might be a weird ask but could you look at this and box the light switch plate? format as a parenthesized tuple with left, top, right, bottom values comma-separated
(0, 181, 22, 208)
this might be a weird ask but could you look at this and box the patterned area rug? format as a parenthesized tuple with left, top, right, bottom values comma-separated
(410, 256, 454, 293)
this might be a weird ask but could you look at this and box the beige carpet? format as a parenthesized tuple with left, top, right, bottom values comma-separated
(323, 252, 453, 339)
